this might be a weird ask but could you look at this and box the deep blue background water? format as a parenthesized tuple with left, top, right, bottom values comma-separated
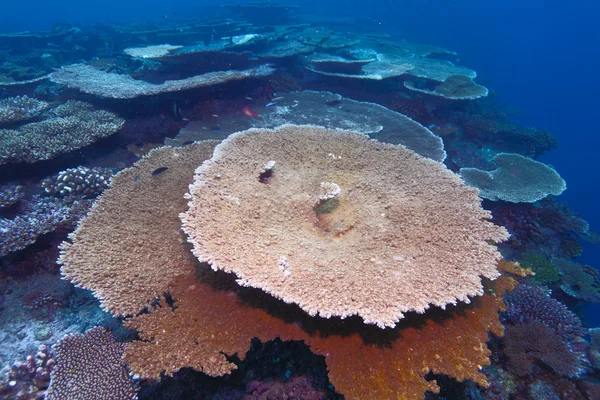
(2, 0, 599, 319)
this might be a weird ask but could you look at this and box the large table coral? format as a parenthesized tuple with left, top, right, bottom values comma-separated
(182, 125, 509, 328)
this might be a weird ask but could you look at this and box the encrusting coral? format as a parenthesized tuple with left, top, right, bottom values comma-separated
(59, 126, 515, 399)
(181, 124, 509, 328)
(45, 327, 135, 400)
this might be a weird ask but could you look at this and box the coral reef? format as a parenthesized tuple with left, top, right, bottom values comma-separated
(168, 90, 446, 162)
(0, 344, 54, 400)
(58, 136, 514, 399)
(41, 166, 112, 197)
(59, 142, 219, 316)
(554, 258, 600, 302)
(518, 252, 560, 284)
(0, 101, 125, 165)
(503, 321, 585, 377)
(1, 195, 93, 257)
(0, 183, 24, 209)
(46, 327, 136, 400)
(50, 63, 275, 99)
(0, 12, 597, 400)
(503, 284, 586, 342)
(459, 153, 566, 203)
(0, 96, 49, 126)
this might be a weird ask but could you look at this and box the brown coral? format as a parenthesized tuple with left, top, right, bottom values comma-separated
(58, 141, 218, 316)
(181, 124, 509, 328)
(125, 265, 513, 399)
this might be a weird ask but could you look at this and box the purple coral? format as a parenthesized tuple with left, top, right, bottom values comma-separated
(0, 344, 55, 399)
(503, 321, 586, 378)
(504, 284, 585, 342)
(0, 195, 93, 257)
(0, 184, 24, 209)
(46, 327, 136, 400)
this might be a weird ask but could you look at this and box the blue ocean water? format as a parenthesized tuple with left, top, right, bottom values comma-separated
(1, 0, 599, 398)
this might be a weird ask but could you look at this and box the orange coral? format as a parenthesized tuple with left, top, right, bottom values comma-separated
(125, 265, 514, 399)
(497, 259, 534, 277)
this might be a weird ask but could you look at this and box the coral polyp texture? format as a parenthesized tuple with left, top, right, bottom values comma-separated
(45, 327, 136, 400)
(459, 153, 566, 203)
(181, 124, 509, 328)
(0, 100, 125, 165)
(0, 95, 49, 125)
(49, 63, 275, 99)
(58, 141, 218, 316)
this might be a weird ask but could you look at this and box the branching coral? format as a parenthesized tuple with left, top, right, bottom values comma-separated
(1, 195, 93, 257)
(503, 321, 585, 377)
(0, 183, 24, 209)
(0, 101, 125, 165)
(182, 125, 508, 328)
(503, 284, 585, 342)
(41, 166, 112, 197)
(0, 95, 49, 126)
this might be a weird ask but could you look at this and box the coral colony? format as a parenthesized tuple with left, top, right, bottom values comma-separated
(0, 5, 598, 400)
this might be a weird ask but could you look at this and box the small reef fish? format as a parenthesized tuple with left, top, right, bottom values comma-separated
(265, 102, 277, 108)
(271, 96, 284, 101)
(152, 167, 169, 176)
(242, 106, 259, 118)
(245, 96, 253, 100)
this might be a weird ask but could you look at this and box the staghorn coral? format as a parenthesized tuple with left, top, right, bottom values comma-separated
(181, 125, 508, 328)
(46, 327, 136, 400)
(41, 166, 112, 197)
(503, 321, 585, 377)
(59, 138, 514, 399)
(554, 258, 600, 302)
(0, 95, 49, 126)
(59, 141, 219, 316)
(460, 153, 566, 203)
(0, 101, 125, 165)
(49, 63, 275, 99)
